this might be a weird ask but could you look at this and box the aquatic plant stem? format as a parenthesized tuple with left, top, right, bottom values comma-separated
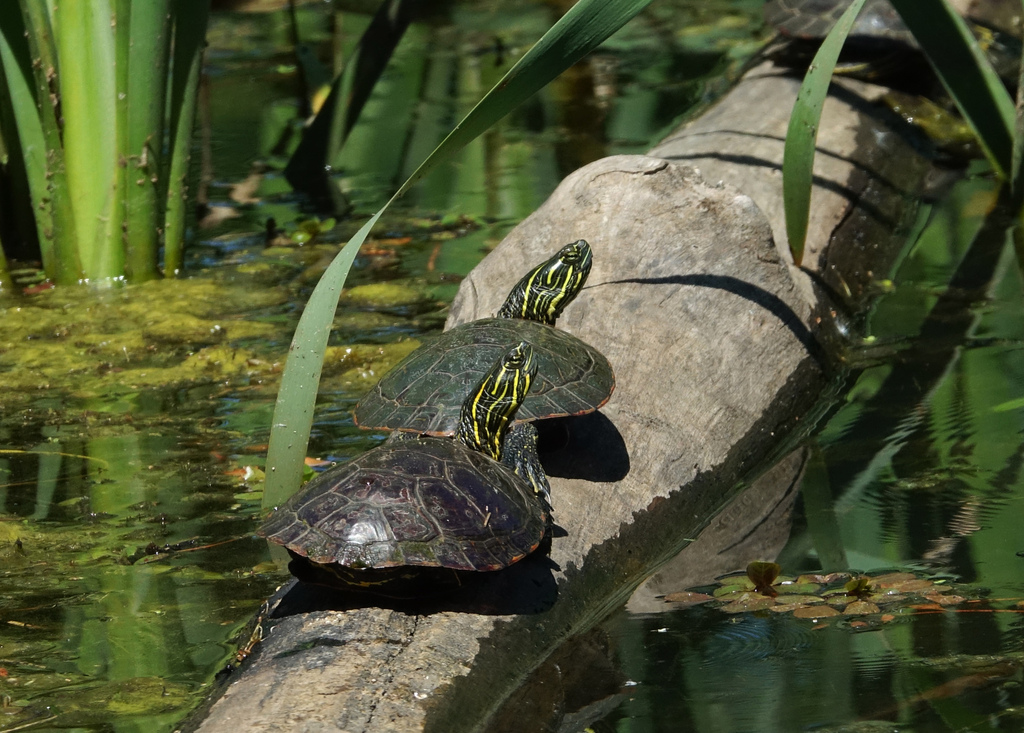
(54, 0, 118, 281)
(122, 1, 171, 282)
(163, 0, 209, 277)
(15, 0, 83, 283)
(783, 0, 865, 266)
(264, 213, 381, 510)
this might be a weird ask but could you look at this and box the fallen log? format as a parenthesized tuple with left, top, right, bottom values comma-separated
(183, 62, 933, 733)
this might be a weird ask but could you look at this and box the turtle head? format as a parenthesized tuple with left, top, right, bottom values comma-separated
(497, 239, 592, 325)
(457, 341, 536, 461)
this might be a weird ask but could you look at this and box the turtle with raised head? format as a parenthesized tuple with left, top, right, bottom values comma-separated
(259, 342, 548, 596)
(353, 240, 614, 499)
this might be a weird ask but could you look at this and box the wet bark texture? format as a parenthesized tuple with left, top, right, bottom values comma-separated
(184, 64, 932, 733)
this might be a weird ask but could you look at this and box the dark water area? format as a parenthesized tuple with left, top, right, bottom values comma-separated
(0, 1, 764, 730)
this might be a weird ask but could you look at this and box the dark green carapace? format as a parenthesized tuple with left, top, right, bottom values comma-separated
(353, 241, 613, 436)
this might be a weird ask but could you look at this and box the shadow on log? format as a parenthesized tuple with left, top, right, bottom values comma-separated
(183, 63, 935, 733)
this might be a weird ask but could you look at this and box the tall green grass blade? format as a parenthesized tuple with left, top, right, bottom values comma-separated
(122, 1, 171, 282)
(782, 0, 866, 267)
(16, 0, 82, 283)
(263, 213, 380, 510)
(164, 0, 209, 277)
(889, 0, 1015, 177)
(0, 2, 53, 271)
(265, 0, 656, 507)
(113, 0, 131, 288)
(54, 0, 117, 281)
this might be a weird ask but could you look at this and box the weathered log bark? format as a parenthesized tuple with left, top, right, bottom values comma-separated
(183, 63, 932, 733)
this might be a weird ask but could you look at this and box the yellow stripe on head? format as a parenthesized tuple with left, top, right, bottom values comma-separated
(456, 342, 536, 460)
(498, 240, 593, 325)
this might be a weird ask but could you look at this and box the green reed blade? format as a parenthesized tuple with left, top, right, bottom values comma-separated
(265, 0, 656, 507)
(889, 0, 1014, 178)
(783, 0, 866, 267)
(164, 0, 210, 277)
(122, 0, 171, 282)
(12, 0, 82, 283)
(0, 2, 52, 271)
(263, 213, 381, 510)
(53, 0, 118, 281)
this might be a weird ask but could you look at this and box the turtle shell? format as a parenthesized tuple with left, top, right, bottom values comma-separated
(765, 0, 913, 44)
(354, 318, 614, 435)
(258, 433, 547, 576)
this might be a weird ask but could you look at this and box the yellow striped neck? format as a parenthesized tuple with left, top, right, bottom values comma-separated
(457, 342, 535, 461)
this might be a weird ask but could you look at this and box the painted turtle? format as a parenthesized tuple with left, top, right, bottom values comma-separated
(765, 0, 914, 47)
(259, 342, 547, 595)
(354, 240, 614, 447)
(764, 0, 1019, 85)
(764, 0, 923, 79)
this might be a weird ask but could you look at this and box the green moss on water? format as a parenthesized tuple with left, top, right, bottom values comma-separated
(0, 277, 294, 411)
(2, 676, 191, 729)
(320, 339, 422, 391)
(341, 280, 432, 309)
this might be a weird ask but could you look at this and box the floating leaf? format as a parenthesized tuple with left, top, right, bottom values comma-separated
(844, 601, 880, 615)
(923, 593, 965, 606)
(794, 606, 840, 619)
(746, 561, 782, 595)
(663, 591, 715, 605)
(713, 583, 753, 598)
(872, 572, 919, 587)
(887, 579, 937, 593)
(721, 594, 777, 614)
(773, 594, 824, 606)
(782, 0, 867, 265)
(775, 582, 820, 595)
(844, 576, 873, 598)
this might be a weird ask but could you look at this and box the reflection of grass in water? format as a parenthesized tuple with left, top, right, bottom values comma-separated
(0, 437, 275, 730)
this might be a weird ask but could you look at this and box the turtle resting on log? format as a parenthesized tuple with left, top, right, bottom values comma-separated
(353, 239, 615, 501)
(259, 343, 548, 597)
(187, 42, 941, 733)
